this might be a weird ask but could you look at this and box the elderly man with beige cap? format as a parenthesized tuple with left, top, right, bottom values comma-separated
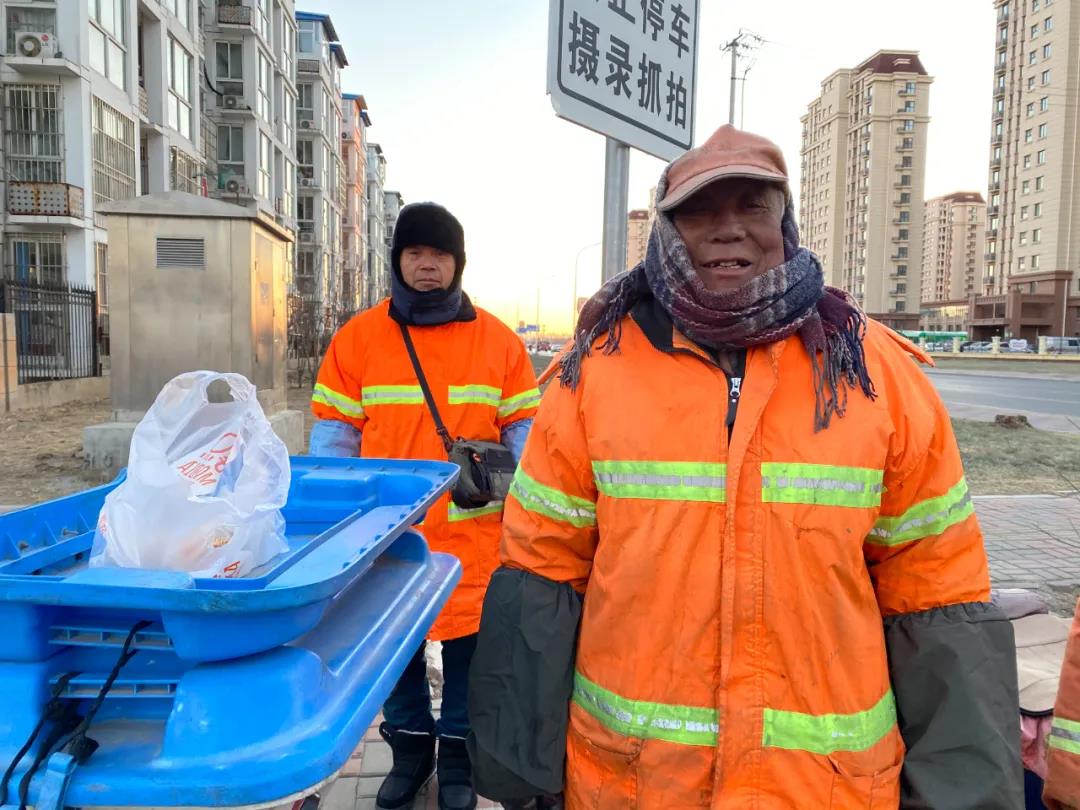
(467, 125, 1022, 809)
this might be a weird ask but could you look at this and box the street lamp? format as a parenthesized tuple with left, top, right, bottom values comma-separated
(572, 242, 602, 332)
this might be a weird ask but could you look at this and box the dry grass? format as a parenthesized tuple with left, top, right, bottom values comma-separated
(954, 419, 1080, 496)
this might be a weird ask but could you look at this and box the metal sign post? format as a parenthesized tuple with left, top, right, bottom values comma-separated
(548, 0, 700, 284)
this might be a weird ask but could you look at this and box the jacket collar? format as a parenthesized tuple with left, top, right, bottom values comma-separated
(631, 292, 715, 364)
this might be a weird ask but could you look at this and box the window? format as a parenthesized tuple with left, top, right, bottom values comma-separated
(1019, 232, 1028, 246)
(1001, 26, 1010, 41)
(1042, 70, 1051, 84)
(902, 119, 914, 131)
(256, 0, 270, 41)
(4, 84, 63, 182)
(1024, 154, 1032, 169)
(1028, 77, 1036, 90)
(1039, 123, 1048, 138)
(169, 147, 199, 193)
(1029, 50, 1038, 64)
(899, 211, 910, 223)
(298, 82, 314, 121)
(88, 0, 127, 90)
(902, 137, 914, 149)
(900, 192, 911, 204)
(1018, 257, 1026, 269)
(998, 49, 1007, 66)
(1034, 202, 1042, 216)
(1030, 24, 1039, 37)
(897, 265, 907, 276)
(1036, 175, 1045, 190)
(899, 175, 911, 186)
(1032, 0, 1039, 8)
(282, 90, 295, 150)
(1040, 96, 1049, 112)
(903, 100, 915, 113)
(216, 42, 242, 80)
(282, 16, 296, 79)
(1037, 149, 1046, 165)
(1025, 129, 1034, 143)
(216, 125, 244, 186)
(1044, 16, 1053, 30)
(298, 19, 316, 54)
(282, 158, 295, 220)
(904, 81, 916, 94)
(167, 38, 192, 138)
(165, 0, 189, 29)
(894, 301, 906, 313)
(1031, 255, 1040, 269)
(1027, 103, 1035, 117)
(993, 145, 1002, 161)
(995, 98, 1006, 114)
(297, 194, 314, 225)
(1021, 206, 1029, 220)
(257, 50, 271, 122)
(897, 247, 908, 258)
(5, 234, 63, 285)
(258, 132, 271, 199)
(1033, 228, 1041, 243)
(1022, 180, 1031, 194)
(92, 96, 136, 204)
(1043, 43, 1052, 58)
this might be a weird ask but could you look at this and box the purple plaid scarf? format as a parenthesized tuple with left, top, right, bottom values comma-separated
(560, 185, 876, 431)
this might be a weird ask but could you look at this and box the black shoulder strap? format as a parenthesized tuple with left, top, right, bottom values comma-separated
(398, 322, 454, 452)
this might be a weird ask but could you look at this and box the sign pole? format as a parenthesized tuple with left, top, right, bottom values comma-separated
(601, 137, 630, 283)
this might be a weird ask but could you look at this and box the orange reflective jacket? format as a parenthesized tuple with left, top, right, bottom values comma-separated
(1046, 602, 1080, 810)
(500, 301, 992, 808)
(313, 301, 540, 641)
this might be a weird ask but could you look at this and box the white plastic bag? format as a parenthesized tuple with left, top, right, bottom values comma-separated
(90, 371, 291, 578)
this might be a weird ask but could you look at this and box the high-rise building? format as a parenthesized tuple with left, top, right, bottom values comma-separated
(1, 0, 204, 304)
(341, 93, 369, 313)
(921, 192, 986, 305)
(799, 70, 851, 287)
(365, 142, 387, 302)
(973, 0, 1080, 340)
(294, 11, 345, 332)
(383, 189, 403, 288)
(626, 209, 649, 269)
(800, 51, 933, 330)
(204, 0, 296, 224)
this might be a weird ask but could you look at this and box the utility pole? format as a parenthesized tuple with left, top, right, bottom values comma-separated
(721, 30, 764, 127)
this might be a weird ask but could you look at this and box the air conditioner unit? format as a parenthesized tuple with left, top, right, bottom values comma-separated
(300, 119, 313, 129)
(300, 177, 316, 188)
(16, 31, 57, 58)
(299, 232, 314, 243)
(222, 94, 250, 111)
(341, 131, 349, 140)
(224, 177, 250, 195)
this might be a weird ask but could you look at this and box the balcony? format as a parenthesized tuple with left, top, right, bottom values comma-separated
(988, 204, 1000, 215)
(7, 182, 83, 219)
(989, 180, 1000, 191)
(216, 2, 252, 27)
(889, 288, 908, 297)
(892, 235, 908, 243)
(889, 269, 908, 278)
(895, 125, 914, 135)
(894, 163, 912, 171)
(889, 254, 908, 262)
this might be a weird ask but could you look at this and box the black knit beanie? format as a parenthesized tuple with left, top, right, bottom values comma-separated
(391, 203, 467, 281)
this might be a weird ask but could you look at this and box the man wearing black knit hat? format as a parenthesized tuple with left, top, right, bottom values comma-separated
(310, 203, 541, 810)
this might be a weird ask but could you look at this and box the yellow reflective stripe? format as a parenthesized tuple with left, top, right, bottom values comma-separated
(361, 385, 425, 406)
(447, 500, 504, 522)
(572, 671, 719, 747)
(762, 690, 896, 755)
(868, 479, 974, 547)
(761, 462, 884, 508)
(448, 384, 501, 407)
(509, 468, 596, 527)
(593, 460, 727, 502)
(312, 383, 365, 418)
(1050, 716, 1080, 756)
(498, 388, 542, 419)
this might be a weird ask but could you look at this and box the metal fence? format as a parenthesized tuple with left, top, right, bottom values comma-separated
(0, 281, 100, 384)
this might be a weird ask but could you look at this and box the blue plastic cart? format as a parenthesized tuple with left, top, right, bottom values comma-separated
(0, 457, 462, 810)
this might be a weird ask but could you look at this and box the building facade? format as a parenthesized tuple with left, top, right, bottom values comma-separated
(626, 208, 648, 270)
(293, 11, 344, 332)
(365, 141, 387, 303)
(1, 0, 205, 313)
(974, 0, 1080, 339)
(341, 92, 368, 314)
(921, 192, 986, 305)
(382, 188, 402, 298)
(800, 51, 933, 330)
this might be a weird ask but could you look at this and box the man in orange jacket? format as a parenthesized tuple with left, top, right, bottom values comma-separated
(310, 203, 539, 810)
(468, 126, 1022, 808)
(1045, 599, 1080, 809)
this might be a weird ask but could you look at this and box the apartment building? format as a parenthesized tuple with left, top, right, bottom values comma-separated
(973, 0, 1080, 339)
(1, 0, 204, 308)
(341, 92, 368, 313)
(626, 208, 648, 270)
(365, 141, 387, 303)
(800, 51, 933, 329)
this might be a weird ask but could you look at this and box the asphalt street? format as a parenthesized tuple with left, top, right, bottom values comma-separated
(925, 369, 1080, 432)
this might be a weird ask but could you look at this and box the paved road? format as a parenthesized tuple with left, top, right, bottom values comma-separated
(925, 369, 1080, 432)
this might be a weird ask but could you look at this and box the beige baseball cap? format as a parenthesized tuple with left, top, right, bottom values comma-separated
(658, 124, 790, 212)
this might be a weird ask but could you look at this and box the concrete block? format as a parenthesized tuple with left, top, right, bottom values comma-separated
(359, 741, 393, 776)
(320, 777, 359, 810)
(83, 421, 138, 473)
(270, 409, 304, 455)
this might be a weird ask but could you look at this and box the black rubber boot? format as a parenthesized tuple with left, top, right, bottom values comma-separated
(437, 735, 477, 810)
(375, 723, 435, 809)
